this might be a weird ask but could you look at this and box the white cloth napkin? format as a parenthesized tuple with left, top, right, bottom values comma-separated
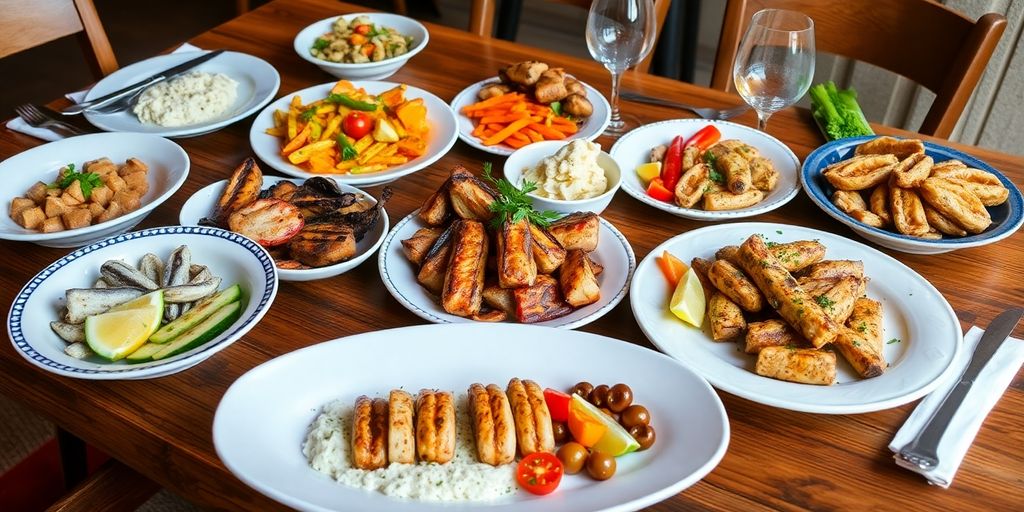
(5, 43, 203, 141)
(889, 325, 1024, 488)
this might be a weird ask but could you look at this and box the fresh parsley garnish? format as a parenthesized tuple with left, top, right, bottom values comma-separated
(887, 338, 901, 344)
(814, 295, 836, 311)
(50, 163, 102, 199)
(336, 135, 358, 161)
(857, 321, 867, 333)
(550, 101, 562, 116)
(313, 38, 329, 51)
(481, 162, 559, 228)
(299, 107, 317, 122)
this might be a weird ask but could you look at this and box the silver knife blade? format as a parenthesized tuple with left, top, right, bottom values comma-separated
(62, 50, 225, 115)
(961, 308, 1023, 377)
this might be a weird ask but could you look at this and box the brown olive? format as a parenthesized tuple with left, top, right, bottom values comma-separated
(590, 384, 610, 408)
(620, 404, 650, 429)
(599, 407, 620, 423)
(586, 450, 617, 480)
(606, 383, 634, 413)
(552, 421, 569, 444)
(570, 381, 594, 400)
(629, 424, 656, 450)
(556, 442, 589, 474)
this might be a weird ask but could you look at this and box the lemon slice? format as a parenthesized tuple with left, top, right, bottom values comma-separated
(85, 291, 164, 361)
(571, 395, 640, 456)
(635, 162, 662, 184)
(669, 268, 706, 328)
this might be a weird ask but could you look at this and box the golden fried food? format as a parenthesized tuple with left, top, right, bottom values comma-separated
(560, 249, 601, 307)
(850, 208, 887, 228)
(507, 378, 554, 455)
(719, 152, 752, 194)
(868, 185, 892, 225)
(388, 390, 416, 464)
(755, 346, 837, 385)
(749, 157, 779, 191)
(682, 144, 701, 170)
(801, 260, 864, 281)
(928, 159, 966, 175)
(707, 259, 764, 313)
(674, 163, 710, 208)
(708, 292, 746, 341)
(847, 297, 884, 354)
(441, 220, 489, 317)
(703, 189, 764, 211)
(929, 166, 1009, 206)
(352, 396, 388, 470)
(822, 154, 898, 191)
(714, 245, 739, 265)
(889, 153, 932, 188)
(744, 319, 806, 354)
(689, 257, 715, 297)
(496, 218, 537, 289)
(889, 187, 930, 236)
(467, 383, 516, 466)
(769, 240, 828, 273)
(832, 190, 867, 214)
(833, 327, 886, 378)
(854, 136, 925, 160)
(923, 203, 968, 236)
(527, 223, 566, 274)
(815, 275, 866, 324)
(918, 177, 991, 234)
(415, 390, 456, 464)
(548, 212, 599, 252)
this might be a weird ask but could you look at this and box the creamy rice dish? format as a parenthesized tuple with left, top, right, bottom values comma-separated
(303, 395, 516, 502)
(524, 140, 608, 200)
(133, 71, 238, 127)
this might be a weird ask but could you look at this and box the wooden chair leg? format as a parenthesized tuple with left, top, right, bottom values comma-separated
(56, 428, 88, 489)
(47, 459, 159, 512)
(236, 0, 250, 15)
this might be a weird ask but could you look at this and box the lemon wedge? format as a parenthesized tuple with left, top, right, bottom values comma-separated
(635, 162, 662, 184)
(669, 268, 706, 328)
(85, 291, 164, 361)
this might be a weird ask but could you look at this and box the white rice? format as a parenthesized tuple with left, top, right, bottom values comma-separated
(303, 395, 517, 502)
(133, 71, 237, 127)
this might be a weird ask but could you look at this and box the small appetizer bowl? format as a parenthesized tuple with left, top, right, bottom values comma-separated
(293, 13, 429, 81)
(503, 140, 622, 215)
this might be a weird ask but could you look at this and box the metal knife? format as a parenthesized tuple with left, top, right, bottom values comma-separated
(898, 308, 1023, 470)
(62, 49, 225, 115)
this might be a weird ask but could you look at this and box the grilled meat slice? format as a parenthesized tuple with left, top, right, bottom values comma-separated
(559, 249, 600, 307)
(287, 223, 356, 267)
(513, 274, 573, 323)
(441, 220, 489, 317)
(210, 157, 263, 226)
(448, 167, 496, 221)
(527, 223, 566, 274)
(311, 187, 391, 242)
(260, 180, 298, 202)
(401, 227, 444, 265)
(419, 185, 451, 226)
(288, 188, 358, 218)
(228, 198, 304, 247)
(417, 225, 455, 295)
(497, 218, 537, 288)
(482, 285, 516, 315)
(547, 212, 599, 251)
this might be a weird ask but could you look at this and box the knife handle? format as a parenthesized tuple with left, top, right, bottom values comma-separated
(62, 76, 163, 115)
(898, 380, 972, 470)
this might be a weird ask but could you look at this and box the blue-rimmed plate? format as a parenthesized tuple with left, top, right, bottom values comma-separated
(7, 226, 279, 380)
(378, 211, 635, 329)
(801, 135, 1023, 254)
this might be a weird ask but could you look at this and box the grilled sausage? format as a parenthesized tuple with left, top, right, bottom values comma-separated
(415, 390, 456, 464)
(468, 383, 516, 466)
(352, 396, 388, 470)
(388, 390, 416, 464)
(507, 378, 555, 455)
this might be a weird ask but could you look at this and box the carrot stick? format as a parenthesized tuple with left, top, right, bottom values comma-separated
(527, 123, 567, 140)
(480, 113, 531, 125)
(461, 92, 523, 113)
(523, 128, 544, 143)
(472, 123, 487, 137)
(487, 123, 506, 132)
(505, 137, 528, 149)
(509, 132, 530, 143)
(483, 118, 533, 145)
(281, 125, 311, 154)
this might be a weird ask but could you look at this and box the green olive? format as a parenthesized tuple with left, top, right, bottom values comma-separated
(586, 450, 616, 480)
(590, 384, 610, 408)
(629, 424, 656, 450)
(620, 404, 650, 429)
(557, 442, 589, 475)
(606, 383, 633, 413)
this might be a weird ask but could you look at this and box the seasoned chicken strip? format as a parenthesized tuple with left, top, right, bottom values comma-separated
(800, 260, 864, 281)
(418, 187, 451, 226)
(415, 390, 456, 464)
(560, 249, 601, 307)
(507, 378, 555, 455)
(709, 292, 746, 341)
(815, 275, 867, 324)
(703, 189, 763, 211)
(441, 220, 488, 317)
(468, 384, 516, 466)
(527, 223, 567, 274)
(351, 396, 388, 470)
(749, 156, 778, 191)
(756, 347, 837, 385)
(689, 257, 716, 297)
(847, 297, 884, 355)
(707, 259, 764, 312)
(834, 327, 886, 378)
(768, 240, 827, 273)
(744, 319, 807, 354)
(547, 212, 599, 252)
(497, 218, 537, 288)
(388, 390, 416, 464)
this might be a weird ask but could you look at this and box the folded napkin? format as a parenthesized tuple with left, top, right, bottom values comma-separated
(5, 43, 203, 141)
(889, 326, 1024, 488)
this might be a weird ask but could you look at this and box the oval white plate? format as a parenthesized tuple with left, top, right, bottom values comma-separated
(250, 82, 458, 187)
(7, 226, 279, 380)
(379, 212, 634, 329)
(629, 222, 963, 414)
(179, 176, 389, 282)
(609, 119, 801, 220)
(0, 132, 189, 248)
(450, 77, 611, 157)
(84, 51, 280, 138)
(214, 323, 729, 512)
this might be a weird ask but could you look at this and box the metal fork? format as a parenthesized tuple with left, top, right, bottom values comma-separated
(620, 91, 750, 120)
(14, 104, 88, 137)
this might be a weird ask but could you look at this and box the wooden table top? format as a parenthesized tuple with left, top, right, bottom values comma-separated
(2, 0, 1022, 509)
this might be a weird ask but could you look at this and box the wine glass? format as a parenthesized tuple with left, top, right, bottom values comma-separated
(586, 0, 657, 136)
(732, 9, 815, 131)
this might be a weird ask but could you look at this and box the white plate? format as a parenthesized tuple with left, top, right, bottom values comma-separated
(0, 132, 189, 248)
(249, 82, 458, 187)
(629, 222, 963, 414)
(293, 13, 429, 80)
(179, 176, 389, 282)
(379, 212, 635, 329)
(213, 323, 729, 512)
(450, 78, 611, 157)
(84, 51, 280, 138)
(609, 119, 801, 220)
(7, 226, 279, 380)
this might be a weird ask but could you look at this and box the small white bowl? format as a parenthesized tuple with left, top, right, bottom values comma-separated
(293, 13, 429, 80)
(503, 140, 621, 215)
(0, 132, 189, 248)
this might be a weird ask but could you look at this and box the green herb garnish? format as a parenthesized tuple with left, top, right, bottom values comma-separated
(857, 321, 867, 333)
(482, 162, 559, 228)
(814, 295, 836, 311)
(336, 135, 358, 160)
(326, 93, 378, 111)
(50, 163, 102, 199)
(312, 38, 329, 51)
(887, 338, 901, 345)
(299, 107, 318, 122)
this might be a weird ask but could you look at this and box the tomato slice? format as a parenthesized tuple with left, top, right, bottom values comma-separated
(516, 452, 563, 496)
(646, 177, 674, 202)
(656, 250, 688, 287)
(543, 388, 571, 423)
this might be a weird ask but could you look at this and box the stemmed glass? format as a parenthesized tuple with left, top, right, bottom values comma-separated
(732, 9, 815, 131)
(586, 0, 657, 136)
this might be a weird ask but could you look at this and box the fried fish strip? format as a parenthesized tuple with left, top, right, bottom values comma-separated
(441, 220, 489, 317)
(833, 327, 886, 378)
(703, 189, 764, 211)
(928, 166, 1009, 206)
(889, 153, 932, 188)
(815, 275, 867, 324)
(918, 177, 991, 234)
(755, 347, 836, 385)
(388, 390, 416, 464)
(823, 154, 898, 191)
(674, 163, 710, 208)
(352, 396, 388, 470)
(527, 223, 567, 274)
(744, 319, 806, 354)
(709, 292, 746, 341)
(800, 260, 864, 281)
(749, 157, 779, 191)
(832, 190, 867, 214)
(707, 259, 764, 312)
(507, 378, 555, 455)
(854, 136, 925, 160)
(497, 218, 537, 288)
(846, 297, 884, 354)
(889, 187, 930, 236)
(868, 185, 892, 225)
(767, 240, 828, 273)
(720, 152, 752, 194)
(415, 390, 456, 464)
(468, 383, 516, 466)
(923, 202, 968, 236)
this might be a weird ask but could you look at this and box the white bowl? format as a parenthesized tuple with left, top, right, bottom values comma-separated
(7, 226, 279, 380)
(293, 14, 428, 80)
(503, 140, 621, 215)
(0, 132, 189, 248)
(179, 176, 389, 282)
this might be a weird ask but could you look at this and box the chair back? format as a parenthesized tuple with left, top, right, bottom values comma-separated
(710, 0, 1006, 138)
(0, 0, 118, 77)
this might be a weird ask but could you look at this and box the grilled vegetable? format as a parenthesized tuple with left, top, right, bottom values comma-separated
(228, 198, 305, 247)
(211, 157, 263, 226)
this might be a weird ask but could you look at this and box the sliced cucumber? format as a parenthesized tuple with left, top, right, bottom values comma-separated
(151, 301, 242, 361)
(125, 343, 165, 364)
(149, 284, 241, 344)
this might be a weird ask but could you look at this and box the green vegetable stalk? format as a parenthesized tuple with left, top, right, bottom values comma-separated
(327, 93, 378, 111)
(809, 81, 873, 140)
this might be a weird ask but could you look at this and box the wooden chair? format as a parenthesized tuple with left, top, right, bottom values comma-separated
(0, 0, 117, 78)
(710, 0, 1006, 139)
(469, 0, 673, 74)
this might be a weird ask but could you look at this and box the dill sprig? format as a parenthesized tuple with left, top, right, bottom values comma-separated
(481, 162, 560, 229)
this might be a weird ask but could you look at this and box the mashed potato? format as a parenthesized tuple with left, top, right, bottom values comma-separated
(303, 396, 516, 502)
(523, 140, 608, 200)
(133, 71, 237, 127)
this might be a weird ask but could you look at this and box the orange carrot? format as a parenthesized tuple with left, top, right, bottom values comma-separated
(471, 123, 487, 137)
(483, 118, 533, 145)
(479, 113, 531, 125)
(281, 125, 311, 155)
(505, 137, 528, 149)
(461, 92, 523, 113)
(509, 102, 528, 113)
(527, 123, 567, 140)
(487, 123, 506, 132)
(523, 128, 544, 143)
(509, 132, 531, 143)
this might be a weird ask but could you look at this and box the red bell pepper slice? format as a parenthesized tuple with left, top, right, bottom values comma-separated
(683, 125, 721, 151)
(659, 135, 685, 190)
(646, 177, 673, 202)
(543, 388, 571, 423)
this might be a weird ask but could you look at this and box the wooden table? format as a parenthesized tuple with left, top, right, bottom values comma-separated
(2, 1, 1022, 510)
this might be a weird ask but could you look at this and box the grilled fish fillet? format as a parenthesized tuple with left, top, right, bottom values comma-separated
(352, 396, 388, 470)
(506, 378, 555, 455)
(527, 223, 566, 274)
(402, 227, 444, 265)
(388, 390, 416, 464)
(755, 347, 837, 385)
(513, 275, 573, 323)
(547, 212, 599, 252)
(448, 167, 496, 221)
(744, 319, 806, 354)
(417, 225, 455, 295)
(559, 249, 601, 307)
(441, 220, 489, 317)
(709, 292, 746, 341)
(415, 390, 456, 464)
(468, 383, 516, 466)
(497, 218, 537, 288)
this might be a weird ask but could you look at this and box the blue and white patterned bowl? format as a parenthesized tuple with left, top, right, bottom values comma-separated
(7, 226, 279, 380)
(801, 136, 1023, 254)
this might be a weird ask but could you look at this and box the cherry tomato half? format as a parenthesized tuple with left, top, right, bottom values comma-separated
(342, 112, 374, 139)
(516, 452, 563, 496)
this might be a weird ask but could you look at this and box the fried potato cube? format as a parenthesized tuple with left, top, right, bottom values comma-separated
(40, 216, 65, 233)
(65, 179, 86, 203)
(854, 136, 925, 160)
(14, 206, 45, 229)
(60, 191, 82, 207)
(90, 185, 112, 208)
(9, 197, 35, 218)
(45, 196, 69, 217)
(96, 202, 123, 223)
(87, 202, 105, 220)
(560, 249, 600, 307)
(61, 208, 92, 230)
(26, 182, 48, 204)
(102, 172, 127, 193)
(755, 346, 836, 385)
(122, 171, 149, 196)
(84, 157, 115, 174)
(111, 190, 141, 212)
(117, 157, 148, 176)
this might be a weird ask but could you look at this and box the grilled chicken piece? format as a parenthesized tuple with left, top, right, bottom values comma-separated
(560, 249, 600, 307)
(288, 188, 358, 219)
(497, 218, 537, 288)
(709, 292, 746, 341)
(402, 227, 444, 265)
(352, 396, 388, 470)
(756, 347, 837, 385)
(441, 220, 489, 317)
(287, 223, 356, 267)
(448, 167, 496, 221)
(228, 198, 304, 247)
(834, 327, 886, 378)
(513, 275, 573, 323)
(507, 378, 555, 455)
(482, 285, 516, 315)
(415, 390, 456, 464)
(417, 225, 455, 295)
(468, 383, 516, 466)
(527, 223, 566, 274)
(419, 186, 451, 226)
(388, 390, 416, 464)
(799, 260, 865, 281)
(211, 157, 263, 226)
(744, 319, 806, 354)
(547, 212, 599, 252)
